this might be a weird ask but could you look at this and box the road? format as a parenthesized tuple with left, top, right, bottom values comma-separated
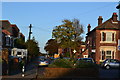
(99, 68, 120, 79)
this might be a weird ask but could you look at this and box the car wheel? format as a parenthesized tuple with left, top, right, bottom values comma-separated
(106, 65, 110, 69)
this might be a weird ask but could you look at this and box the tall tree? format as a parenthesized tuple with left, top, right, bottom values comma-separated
(44, 39, 59, 56)
(52, 19, 84, 58)
(26, 37, 40, 59)
(14, 38, 26, 49)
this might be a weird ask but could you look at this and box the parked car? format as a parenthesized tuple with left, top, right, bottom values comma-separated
(101, 59, 120, 69)
(77, 58, 95, 63)
(63, 57, 70, 59)
(37, 58, 50, 66)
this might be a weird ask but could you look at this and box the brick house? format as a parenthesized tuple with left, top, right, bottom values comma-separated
(86, 13, 120, 63)
(1, 20, 26, 75)
(58, 43, 87, 58)
(81, 44, 88, 58)
(1, 20, 25, 61)
(1, 20, 25, 48)
(11, 24, 20, 38)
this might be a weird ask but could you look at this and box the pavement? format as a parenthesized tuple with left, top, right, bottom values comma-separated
(1, 58, 38, 80)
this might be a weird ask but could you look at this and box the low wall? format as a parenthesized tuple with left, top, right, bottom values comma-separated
(44, 68, 99, 78)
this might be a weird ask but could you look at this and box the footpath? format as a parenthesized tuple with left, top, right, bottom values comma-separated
(1, 58, 38, 80)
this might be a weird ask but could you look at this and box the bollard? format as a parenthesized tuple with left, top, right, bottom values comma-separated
(22, 66, 25, 77)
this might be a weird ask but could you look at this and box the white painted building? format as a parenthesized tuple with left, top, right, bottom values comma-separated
(11, 48, 27, 60)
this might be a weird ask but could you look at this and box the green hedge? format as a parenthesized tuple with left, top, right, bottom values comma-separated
(75, 60, 98, 68)
(48, 59, 74, 68)
(49, 58, 98, 69)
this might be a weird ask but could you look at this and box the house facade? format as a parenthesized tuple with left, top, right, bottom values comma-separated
(86, 13, 120, 63)
(0, 20, 26, 61)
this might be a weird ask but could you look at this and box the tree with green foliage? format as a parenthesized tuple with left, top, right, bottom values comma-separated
(44, 39, 59, 56)
(26, 37, 40, 59)
(52, 19, 84, 58)
(14, 38, 26, 49)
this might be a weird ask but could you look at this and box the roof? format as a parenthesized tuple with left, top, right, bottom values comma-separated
(96, 18, 119, 30)
(2, 30, 12, 35)
(116, 4, 120, 9)
(87, 17, 120, 35)
(11, 24, 20, 31)
(20, 33, 25, 37)
(0, 20, 11, 24)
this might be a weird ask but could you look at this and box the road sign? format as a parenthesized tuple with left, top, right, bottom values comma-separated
(73, 50, 77, 53)
(118, 46, 120, 51)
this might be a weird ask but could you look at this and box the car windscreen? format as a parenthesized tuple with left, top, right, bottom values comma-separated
(39, 58, 47, 61)
(79, 59, 93, 62)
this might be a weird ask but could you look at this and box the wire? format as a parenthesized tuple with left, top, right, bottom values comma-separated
(76, 2, 117, 16)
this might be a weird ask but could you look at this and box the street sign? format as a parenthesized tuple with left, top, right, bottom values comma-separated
(118, 39, 120, 51)
(73, 50, 77, 53)
(118, 46, 120, 51)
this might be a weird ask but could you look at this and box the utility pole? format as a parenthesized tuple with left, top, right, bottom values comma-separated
(28, 24, 32, 40)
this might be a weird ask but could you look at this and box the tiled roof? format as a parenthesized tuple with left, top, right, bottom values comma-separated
(96, 18, 119, 30)
(0, 20, 11, 24)
(2, 30, 12, 35)
(87, 16, 120, 35)
(11, 24, 20, 31)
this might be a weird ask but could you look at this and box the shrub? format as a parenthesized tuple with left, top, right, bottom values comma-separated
(75, 60, 98, 68)
(48, 59, 74, 68)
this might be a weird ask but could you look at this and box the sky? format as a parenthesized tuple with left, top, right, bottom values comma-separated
(1, 2, 119, 53)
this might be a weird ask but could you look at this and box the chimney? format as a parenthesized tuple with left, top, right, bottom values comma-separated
(98, 16, 103, 25)
(112, 13, 118, 22)
(87, 24, 91, 32)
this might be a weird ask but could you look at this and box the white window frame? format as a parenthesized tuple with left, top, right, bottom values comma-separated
(100, 46, 116, 61)
(106, 50, 112, 59)
(100, 31, 116, 43)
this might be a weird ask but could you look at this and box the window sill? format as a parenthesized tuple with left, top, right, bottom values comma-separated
(100, 41, 116, 43)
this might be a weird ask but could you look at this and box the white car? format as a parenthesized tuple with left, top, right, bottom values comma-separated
(37, 58, 49, 66)
(101, 59, 120, 69)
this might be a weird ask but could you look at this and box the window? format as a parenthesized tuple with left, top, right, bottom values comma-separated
(101, 32, 115, 42)
(6, 37, 10, 46)
(101, 51, 105, 60)
(17, 52, 21, 55)
(106, 51, 111, 59)
(106, 32, 112, 41)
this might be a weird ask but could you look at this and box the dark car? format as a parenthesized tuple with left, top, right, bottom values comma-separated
(77, 58, 95, 63)
(101, 59, 120, 69)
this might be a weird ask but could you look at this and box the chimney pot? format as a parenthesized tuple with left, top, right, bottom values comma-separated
(87, 24, 91, 32)
(98, 16, 103, 25)
(112, 12, 118, 22)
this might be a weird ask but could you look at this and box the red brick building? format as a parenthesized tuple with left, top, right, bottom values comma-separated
(86, 13, 120, 63)
(0, 20, 25, 61)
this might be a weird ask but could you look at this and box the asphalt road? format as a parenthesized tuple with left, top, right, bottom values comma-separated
(99, 68, 120, 79)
